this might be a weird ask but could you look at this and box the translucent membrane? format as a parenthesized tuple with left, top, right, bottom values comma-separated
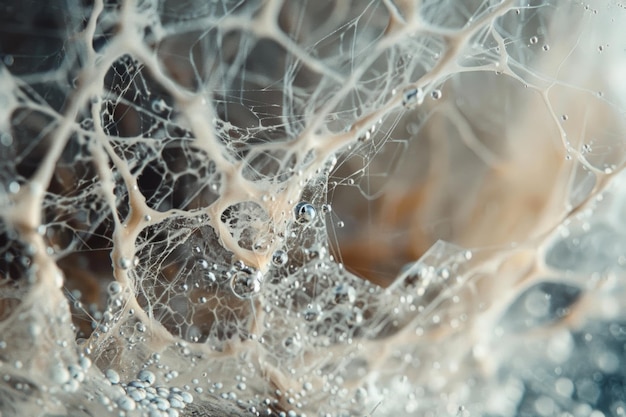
(1, 1, 626, 416)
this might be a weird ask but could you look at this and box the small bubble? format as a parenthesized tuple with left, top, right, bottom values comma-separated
(0, 133, 13, 146)
(303, 304, 322, 321)
(8, 181, 20, 194)
(117, 396, 136, 411)
(542, 44, 550, 51)
(337, 221, 345, 228)
(230, 269, 263, 299)
(529, 36, 538, 45)
(118, 257, 131, 269)
(49, 364, 70, 384)
(561, 114, 568, 121)
(431, 89, 442, 100)
(107, 282, 122, 296)
(272, 250, 288, 267)
(137, 370, 156, 385)
(104, 369, 120, 385)
(3, 55, 14, 66)
(321, 204, 332, 214)
(151, 99, 167, 114)
(402, 86, 424, 109)
(294, 202, 316, 224)
(282, 334, 302, 355)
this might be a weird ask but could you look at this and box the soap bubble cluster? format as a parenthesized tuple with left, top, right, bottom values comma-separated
(1, 0, 626, 416)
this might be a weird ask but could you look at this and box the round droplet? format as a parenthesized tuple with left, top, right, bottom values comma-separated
(107, 282, 122, 296)
(106, 369, 120, 385)
(137, 370, 156, 386)
(402, 86, 424, 109)
(151, 99, 167, 114)
(272, 250, 288, 267)
(117, 396, 136, 411)
(118, 257, 131, 269)
(282, 334, 302, 356)
(321, 204, 332, 214)
(50, 364, 70, 385)
(181, 391, 193, 403)
(303, 304, 322, 321)
(135, 322, 146, 333)
(431, 89, 442, 100)
(294, 202, 316, 224)
(230, 270, 263, 299)
(529, 36, 538, 45)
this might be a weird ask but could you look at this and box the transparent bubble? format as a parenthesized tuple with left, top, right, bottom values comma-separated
(138, 370, 156, 386)
(402, 86, 424, 109)
(302, 303, 322, 321)
(107, 282, 122, 296)
(230, 269, 263, 299)
(294, 202, 316, 224)
(105, 369, 120, 385)
(272, 250, 288, 267)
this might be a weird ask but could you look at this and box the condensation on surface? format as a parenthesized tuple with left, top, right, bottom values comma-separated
(1, 1, 626, 416)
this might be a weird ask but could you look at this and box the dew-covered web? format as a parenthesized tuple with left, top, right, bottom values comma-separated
(2, 0, 626, 416)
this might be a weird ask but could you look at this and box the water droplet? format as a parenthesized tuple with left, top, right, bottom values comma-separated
(118, 257, 131, 269)
(402, 87, 424, 109)
(272, 250, 288, 267)
(107, 282, 122, 296)
(333, 284, 356, 304)
(117, 396, 136, 411)
(8, 181, 19, 194)
(303, 304, 322, 321)
(321, 204, 332, 214)
(137, 370, 156, 385)
(106, 369, 120, 384)
(542, 44, 550, 51)
(151, 99, 167, 114)
(431, 89, 442, 100)
(282, 334, 302, 355)
(529, 36, 538, 45)
(230, 269, 263, 299)
(0, 133, 13, 146)
(294, 202, 316, 224)
(50, 364, 70, 384)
